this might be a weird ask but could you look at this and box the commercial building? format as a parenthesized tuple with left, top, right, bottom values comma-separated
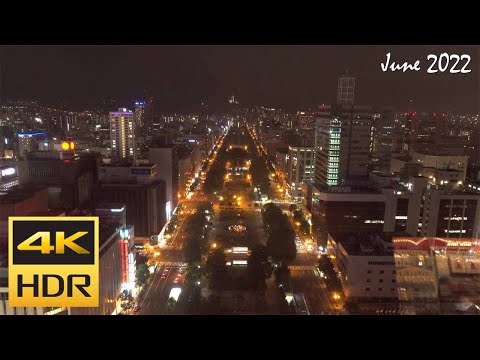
(17, 152, 96, 209)
(383, 176, 480, 238)
(134, 101, 145, 128)
(95, 163, 166, 238)
(17, 131, 47, 160)
(177, 146, 202, 198)
(98, 163, 158, 184)
(309, 184, 386, 241)
(370, 109, 394, 174)
(337, 71, 355, 105)
(307, 173, 480, 242)
(95, 203, 136, 292)
(149, 143, 179, 219)
(314, 104, 373, 187)
(286, 145, 314, 202)
(109, 108, 135, 163)
(327, 232, 480, 314)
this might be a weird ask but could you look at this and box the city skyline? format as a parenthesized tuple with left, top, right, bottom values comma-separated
(2, 45, 480, 316)
(1, 45, 479, 112)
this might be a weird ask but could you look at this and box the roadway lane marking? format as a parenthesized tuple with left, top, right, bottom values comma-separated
(312, 271, 335, 312)
(138, 267, 162, 309)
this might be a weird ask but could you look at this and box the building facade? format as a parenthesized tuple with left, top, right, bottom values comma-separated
(109, 108, 135, 163)
(315, 105, 373, 187)
(149, 144, 179, 219)
(286, 145, 314, 202)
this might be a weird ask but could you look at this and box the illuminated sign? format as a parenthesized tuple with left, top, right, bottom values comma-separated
(166, 201, 172, 221)
(111, 206, 125, 213)
(1, 167, 15, 177)
(131, 167, 153, 176)
(61, 141, 75, 151)
(17, 132, 46, 138)
(8, 217, 99, 307)
(232, 247, 248, 254)
(446, 241, 472, 247)
(232, 260, 248, 265)
(120, 228, 130, 238)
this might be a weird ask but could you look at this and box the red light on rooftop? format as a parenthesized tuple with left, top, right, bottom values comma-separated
(434, 113, 437, 116)
(442, 113, 446, 117)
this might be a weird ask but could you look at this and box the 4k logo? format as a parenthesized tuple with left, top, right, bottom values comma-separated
(8, 217, 99, 307)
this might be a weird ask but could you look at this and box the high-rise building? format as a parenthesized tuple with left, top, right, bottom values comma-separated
(109, 108, 135, 163)
(371, 108, 395, 174)
(134, 101, 145, 128)
(143, 91, 155, 136)
(337, 70, 356, 106)
(149, 143, 179, 220)
(315, 104, 373, 187)
(287, 145, 315, 202)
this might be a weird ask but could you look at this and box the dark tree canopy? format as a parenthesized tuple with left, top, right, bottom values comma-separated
(135, 263, 150, 287)
(206, 249, 228, 290)
(247, 244, 271, 291)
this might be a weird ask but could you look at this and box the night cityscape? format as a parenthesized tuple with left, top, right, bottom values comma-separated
(1, 45, 480, 315)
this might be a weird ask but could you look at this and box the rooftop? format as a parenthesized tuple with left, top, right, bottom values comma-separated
(150, 142, 177, 149)
(0, 185, 47, 204)
(329, 232, 395, 256)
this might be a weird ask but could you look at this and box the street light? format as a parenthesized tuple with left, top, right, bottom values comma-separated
(212, 242, 217, 249)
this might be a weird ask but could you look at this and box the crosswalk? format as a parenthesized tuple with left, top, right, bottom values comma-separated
(158, 261, 188, 267)
(289, 265, 317, 271)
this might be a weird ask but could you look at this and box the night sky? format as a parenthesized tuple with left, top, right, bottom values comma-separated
(2, 45, 479, 113)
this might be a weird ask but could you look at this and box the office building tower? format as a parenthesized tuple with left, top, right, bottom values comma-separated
(109, 108, 135, 163)
(95, 163, 167, 238)
(149, 143, 179, 220)
(315, 104, 373, 187)
(370, 108, 395, 174)
(134, 101, 145, 139)
(134, 101, 145, 128)
(337, 70, 356, 106)
(287, 145, 315, 202)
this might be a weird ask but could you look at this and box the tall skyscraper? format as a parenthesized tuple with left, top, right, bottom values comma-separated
(315, 104, 373, 187)
(134, 101, 145, 128)
(109, 108, 135, 163)
(337, 70, 356, 106)
(370, 108, 395, 173)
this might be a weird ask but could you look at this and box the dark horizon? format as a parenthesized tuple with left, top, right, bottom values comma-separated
(1, 45, 479, 113)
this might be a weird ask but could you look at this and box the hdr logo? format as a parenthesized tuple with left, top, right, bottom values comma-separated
(8, 217, 99, 307)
